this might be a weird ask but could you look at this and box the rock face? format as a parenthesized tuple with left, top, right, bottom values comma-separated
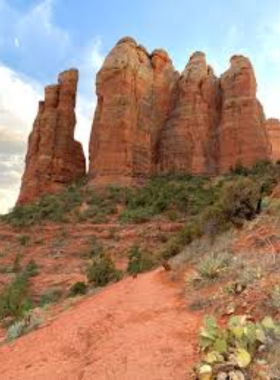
(18, 38, 277, 204)
(218, 56, 270, 172)
(159, 52, 221, 175)
(266, 118, 280, 162)
(89, 40, 272, 183)
(89, 37, 178, 184)
(18, 69, 86, 204)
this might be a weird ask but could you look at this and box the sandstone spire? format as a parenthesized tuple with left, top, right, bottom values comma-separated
(218, 55, 270, 171)
(159, 52, 221, 175)
(18, 69, 86, 204)
(89, 37, 177, 184)
(265, 118, 280, 162)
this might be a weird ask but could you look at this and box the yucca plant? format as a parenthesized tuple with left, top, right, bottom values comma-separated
(197, 254, 230, 281)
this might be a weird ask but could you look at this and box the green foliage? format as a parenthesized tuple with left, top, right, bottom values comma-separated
(86, 254, 123, 287)
(6, 311, 44, 341)
(218, 177, 261, 226)
(119, 175, 216, 223)
(120, 208, 155, 224)
(16, 235, 30, 246)
(68, 282, 87, 297)
(39, 287, 63, 307)
(23, 259, 39, 277)
(3, 182, 84, 227)
(127, 245, 155, 275)
(230, 162, 250, 176)
(78, 187, 122, 223)
(6, 320, 26, 340)
(196, 315, 280, 377)
(0, 274, 33, 320)
(159, 221, 203, 260)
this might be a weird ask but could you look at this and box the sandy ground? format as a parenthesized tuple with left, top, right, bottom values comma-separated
(0, 269, 201, 380)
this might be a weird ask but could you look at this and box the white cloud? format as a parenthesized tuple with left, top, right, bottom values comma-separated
(0, 63, 42, 214)
(15, 0, 70, 64)
(14, 38, 20, 48)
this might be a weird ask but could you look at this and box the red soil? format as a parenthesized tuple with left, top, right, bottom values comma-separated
(0, 269, 201, 380)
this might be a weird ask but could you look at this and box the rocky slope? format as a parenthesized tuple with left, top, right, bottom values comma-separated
(18, 37, 280, 204)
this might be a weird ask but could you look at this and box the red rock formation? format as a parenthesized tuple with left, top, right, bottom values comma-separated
(266, 118, 280, 162)
(89, 37, 177, 184)
(18, 69, 86, 204)
(218, 55, 270, 172)
(158, 52, 221, 175)
(18, 38, 277, 204)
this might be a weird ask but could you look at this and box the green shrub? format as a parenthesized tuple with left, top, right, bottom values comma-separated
(24, 259, 39, 277)
(159, 221, 202, 260)
(0, 274, 33, 320)
(6, 311, 44, 341)
(39, 287, 63, 307)
(3, 182, 84, 227)
(17, 235, 30, 246)
(68, 282, 87, 297)
(218, 177, 261, 226)
(6, 320, 26, 340)
(200, 204, 229, 237)
(127, 245, 155, 275)
(230, 162, 250, 176)
(120, 208, 155, 224)
(86, 254, 122, 287)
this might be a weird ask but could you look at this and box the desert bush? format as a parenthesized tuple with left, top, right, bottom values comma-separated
(17, 235, 30, 246)
(0, 274, 33, 320)
(200, 204, 229, 237)
(24, 259, 39, 277)
(6, 310, 44, 341)
(119, 175, 215, 223)
(6, 320, 26, 341)
(218, 177, 261, 226)
(196, 253, 230, 281)
(3, 181, 84, 227)
(68, 282, 87, 297)
(39, 287, 63, 307)
(230, 162, 250, 176)
(196, 315, 280, 378)
(86, 254, 122, 287)
(127, 245, 155, 275)
(159, 221, 202, 260)
(119, 207, 155, 224)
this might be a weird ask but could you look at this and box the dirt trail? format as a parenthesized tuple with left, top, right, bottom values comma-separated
(0, 269, 201, 380)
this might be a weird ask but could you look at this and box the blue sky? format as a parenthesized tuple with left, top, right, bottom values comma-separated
(1, 0, 280, 213)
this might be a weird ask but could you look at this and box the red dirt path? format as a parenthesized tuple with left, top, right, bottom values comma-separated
(0, 269, 201, 380)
